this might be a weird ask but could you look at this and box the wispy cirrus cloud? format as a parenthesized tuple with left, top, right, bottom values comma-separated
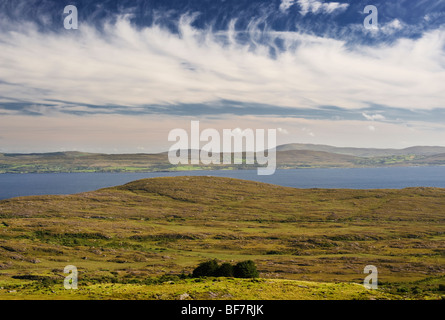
(297, 0, 349, 16)
(279, 0, 349, 15)
(279, 0, 295, 13)
(0, 0, 444, 152)
(362, 113, 386, 121)
(0, 14, 444, 114)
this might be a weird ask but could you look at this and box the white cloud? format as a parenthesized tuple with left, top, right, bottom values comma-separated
(279, 0, 296, 13)
(362, 113, 386, 121)
(277, 127, 289, 134)
(301, 127, 315, 137)
(388, 19, 402, 30)
(368, 125, 376, 131)
(381, 19, 404, 34)
(0, 14, 444, 115)
(297, 0, 349, 16)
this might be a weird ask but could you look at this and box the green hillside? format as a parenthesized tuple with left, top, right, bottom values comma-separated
(1, 144, 445, 173)
(0, 176, 444, 299)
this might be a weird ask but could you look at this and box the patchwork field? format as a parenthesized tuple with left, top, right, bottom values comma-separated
(0, 176, 444, 299)
(1, 147, 445, 173)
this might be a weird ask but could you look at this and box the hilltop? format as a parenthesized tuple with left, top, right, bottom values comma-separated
(0, 176, 444, 299)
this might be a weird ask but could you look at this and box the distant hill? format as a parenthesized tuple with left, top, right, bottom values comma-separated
(276, 150, 360, 168)
(411, 153, 445, 165)
(1, 144, 445, 173)
(276, 143, 445, 157)
(0, 151, 99, 158)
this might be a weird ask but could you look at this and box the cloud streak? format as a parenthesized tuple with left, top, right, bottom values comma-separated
(0, 14, 444, 115)
(362, 112, 385, 121)
(297, 0, 349, 16)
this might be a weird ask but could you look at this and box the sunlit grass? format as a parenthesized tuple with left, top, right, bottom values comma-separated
(0, 176, 444, 299)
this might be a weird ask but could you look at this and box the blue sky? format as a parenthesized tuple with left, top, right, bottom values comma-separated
(0, 0, 444, 153)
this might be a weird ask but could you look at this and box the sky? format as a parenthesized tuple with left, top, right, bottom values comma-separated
(0, 0, 444, 153)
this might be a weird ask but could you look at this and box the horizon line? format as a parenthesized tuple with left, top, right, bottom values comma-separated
(2, 142, 445, 155)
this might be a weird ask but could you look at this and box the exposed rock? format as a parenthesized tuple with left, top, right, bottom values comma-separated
(179, 293, 190, 300)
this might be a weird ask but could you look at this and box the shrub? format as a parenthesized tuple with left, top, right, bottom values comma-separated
(412, 286, 421, 294)
(192, 259, 219, 278)
(191, 259, 259, 278)
(215, 262, 234, 277)
(233, 260, 259, 278)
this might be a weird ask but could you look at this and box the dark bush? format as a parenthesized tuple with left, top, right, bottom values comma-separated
(412, 286, 421, 294)
(215, 262, 234, 277)
(192, 259, 258, 278)
(233, 260, 259, 278)
(192, 259, 219, 278)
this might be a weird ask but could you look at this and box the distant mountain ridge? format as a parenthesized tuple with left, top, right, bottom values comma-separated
(276, 143, 445, 157)
(3, 144, 445, 158)
(0, 144, 445, 173)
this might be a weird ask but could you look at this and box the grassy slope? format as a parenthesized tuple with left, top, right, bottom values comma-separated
(0, 176, 444, 299)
